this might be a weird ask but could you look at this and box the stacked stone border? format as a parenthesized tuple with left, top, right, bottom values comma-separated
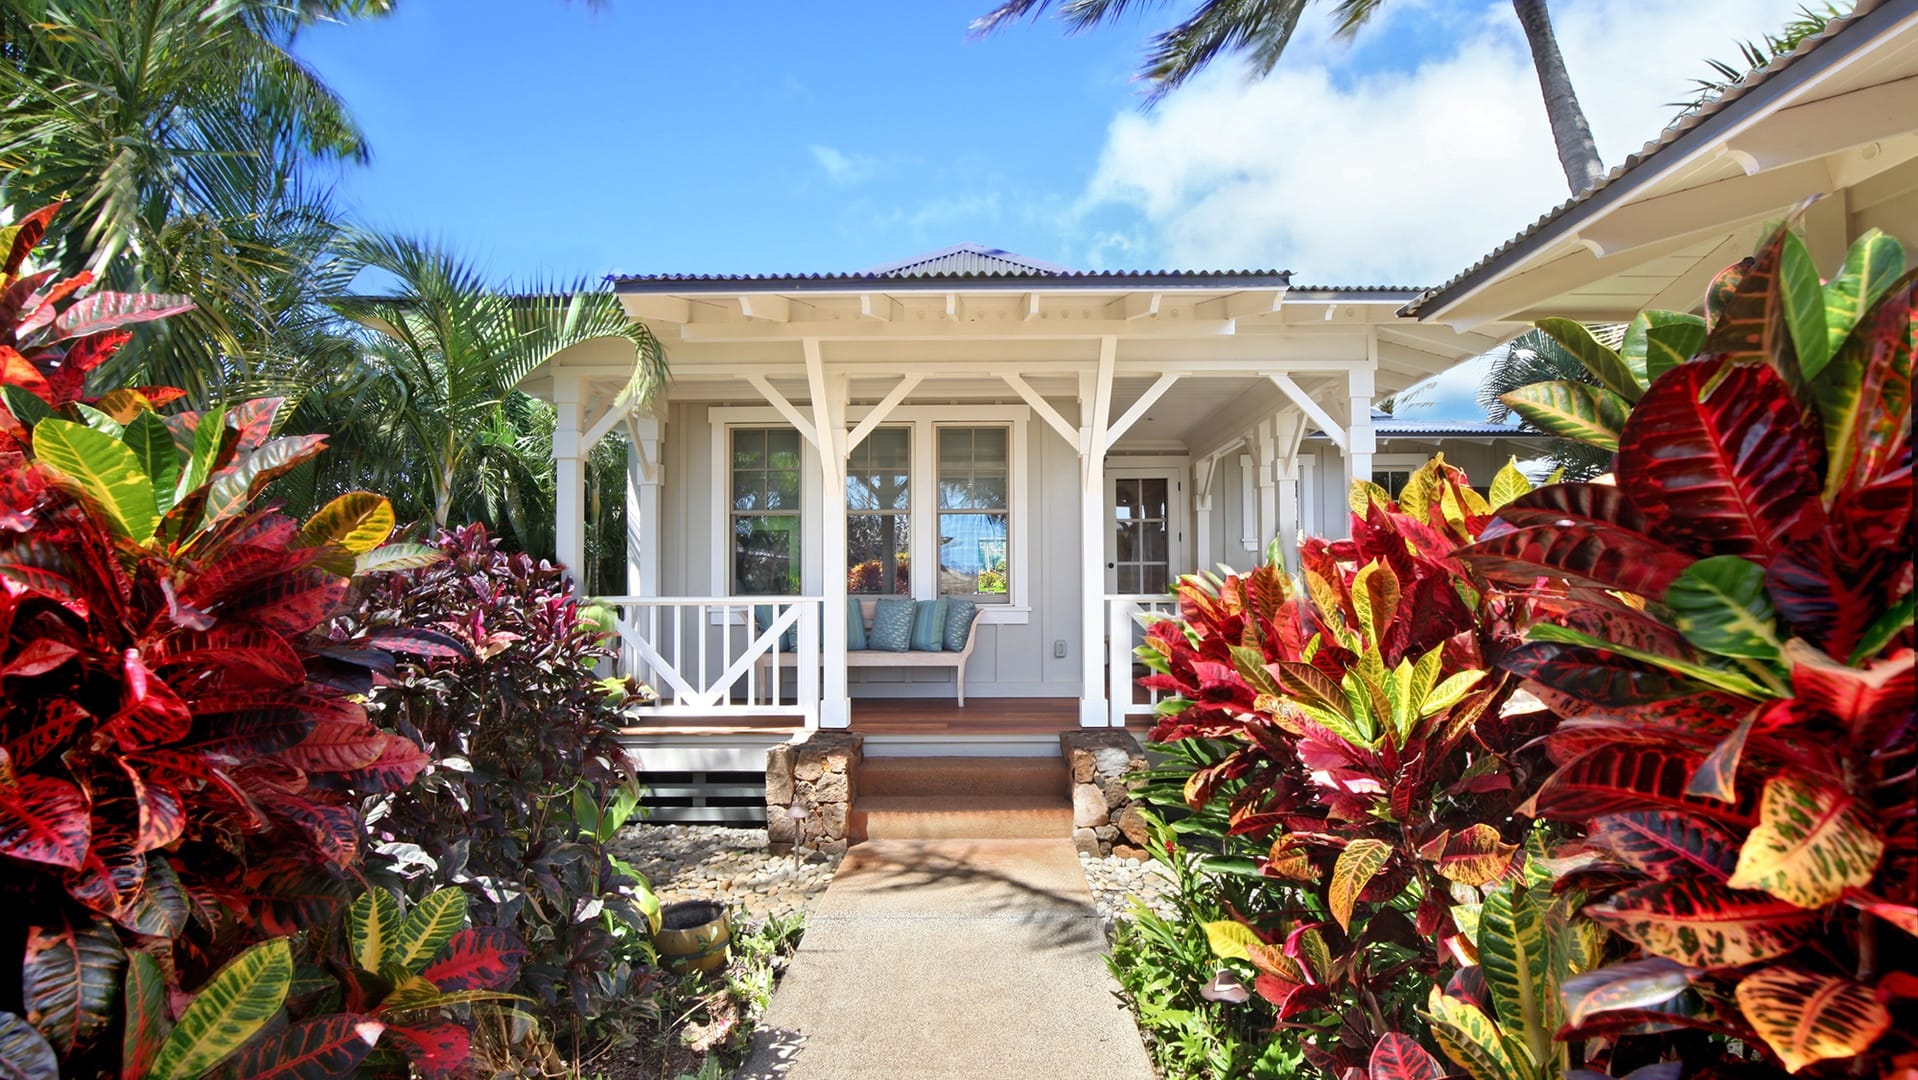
(766, 731, 862, 856)
(1062, 730, 1150, 859)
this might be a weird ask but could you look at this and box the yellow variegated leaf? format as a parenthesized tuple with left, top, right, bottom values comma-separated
(348, 889, 403, 973)
(1304, 569, 1347, 633)
(1428, 823, 1521, 887)
(302, 492, 397, 554)
(1266, 836, 1318, 882)
(1736, 967, 1889, 1073)
(1201, 920, 1261, 962)
(1397, 457, 1444, 522)
(1245, 941, 1305, 983)
(1420, 670, 1487, 718)
(1297, 928, 1333, 981)
(147, 939, 291, 1080)
(1351, 560, 1401, 650)
(1488, 458, 1533, 509)
(1481, 881, 1552, 1063)
(389, 888, 467, 974)
(1727, 773, 1884, 909)
(1426, 986, 1531, 1080)
(1349, 479, 1392, 514)
(1330, 838, 1393, 932)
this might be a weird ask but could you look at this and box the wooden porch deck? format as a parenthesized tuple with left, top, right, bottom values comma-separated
(618, 697, 1150, 739)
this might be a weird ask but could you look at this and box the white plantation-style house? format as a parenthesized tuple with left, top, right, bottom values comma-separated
(518, 0, 1918, 818)
(523, 245, 1504, 744)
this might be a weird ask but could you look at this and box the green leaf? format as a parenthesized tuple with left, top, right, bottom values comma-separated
(1481, 883, 1552, 1064)
(1727, 772, 1884, 909)
(1778, 231, 1832, 379)
(1851, 593, 1914, 666)
(1820, 228, 1906, 368)
(1665, 556, 1786, 663)
(301, 492, 395, 553)
(1488, 458, 1532, 509)
(1201, 919, 1262, 962)
(348, 890, 404, 974)
(74, 403, 125, 438)
(176, 404, 228, 508)
(1537, 317, 1643, 402)
(147, 938, 291, 1080)
(353, 543, 446, 575)
(30, 418, 159, 543)
(122, 951, 171, 1080)
(1499, 382, 1630, 451)
(389, 888, 466, 974)
(121, 412, 179, 519)
(1641, 316, 1709, 381)
(1525, 622, 1771, 699)
(1, 384, 54, 428)
(1329, 838, 1393, 932)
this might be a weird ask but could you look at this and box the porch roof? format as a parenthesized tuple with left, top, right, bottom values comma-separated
(1407, 0, 1918, 331)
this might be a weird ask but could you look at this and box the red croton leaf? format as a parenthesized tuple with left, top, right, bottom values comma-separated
(1782, 643, 1915, 751)
(1615, 358, 1822, 562)
(226, 1014, 384, 1080)
(1524, 743, 1760, 828)
(326, 734, 431, 792)
(1367, 1031, 1446, 1080)
(1456, 520, 1694, 601)
(1585, 878, 1821, 967)
(383, 1021, 472, 1079)
(272, 721, 392, 775)
(420, 927, 526, 992)
(50, 291, 194, 342)
(0, 773, 92, 868)
(1587, 810, 1743, 882)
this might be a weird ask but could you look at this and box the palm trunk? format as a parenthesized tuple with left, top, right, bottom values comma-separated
(1513, 0, 1605, 194)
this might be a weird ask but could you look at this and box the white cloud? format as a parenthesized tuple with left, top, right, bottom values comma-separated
(809, 144, 881, 185)
(1073, 0, 1806, 284)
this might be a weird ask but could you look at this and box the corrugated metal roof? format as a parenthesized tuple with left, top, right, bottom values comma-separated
(857, 243, 1078, 277)
(1401, 0, 1895, 320)
(1308, 417, 1549, 439)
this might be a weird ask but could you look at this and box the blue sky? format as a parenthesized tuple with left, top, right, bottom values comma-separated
(294, 0, 1809, 416)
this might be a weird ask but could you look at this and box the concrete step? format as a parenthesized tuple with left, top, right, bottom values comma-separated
(850, 795, 1074, 842)
(856, 756, 1067, 798)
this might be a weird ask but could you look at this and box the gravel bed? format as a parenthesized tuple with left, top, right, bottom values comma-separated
(612, 822, 1175, 935)
(609, 823, 840, 924)
(1080, 850, 1177, 930)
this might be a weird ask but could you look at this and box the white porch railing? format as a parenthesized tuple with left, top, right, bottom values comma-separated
(598, 596, 821, 728)
(1107, 593, 1179, 728)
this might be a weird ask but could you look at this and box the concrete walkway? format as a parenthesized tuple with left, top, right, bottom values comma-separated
(738, 839, 1156, 1080)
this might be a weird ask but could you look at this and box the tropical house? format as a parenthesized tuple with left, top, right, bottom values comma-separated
(517, 244, 1504, 802)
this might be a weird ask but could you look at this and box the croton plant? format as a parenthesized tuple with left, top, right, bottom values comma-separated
(1137, 454, 1567, 1075)
(1458, 222, 1915, 1077)
(0, 205, 511, 1077)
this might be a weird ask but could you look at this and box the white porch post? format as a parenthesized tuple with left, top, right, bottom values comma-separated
(805, 340, 851, 729)
(1276, 456, 1300, 570)
(1192, 454, 1218, 576)
(1080, 336, 1117, 727)
(1250, 419, 1278, 553)
(1345, 356, 1377, 495)
(553, 373, 587, 591)
(623, 413, 661, 597)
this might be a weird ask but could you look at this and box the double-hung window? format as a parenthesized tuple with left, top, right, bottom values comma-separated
(846, 428, 911, 595)
(730, 428, 801, 594)
(936, 427, 1010, 601)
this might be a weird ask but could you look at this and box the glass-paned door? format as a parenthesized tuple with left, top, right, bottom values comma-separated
(1106, 470, 1183, 595)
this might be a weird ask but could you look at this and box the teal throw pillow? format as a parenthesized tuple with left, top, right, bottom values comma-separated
(944, 599, 978, 652)
(869, 598, 914, 652)
(847, 597, 869, 651)
(910, 598, 948, 652)
(753, 604, 798, 651)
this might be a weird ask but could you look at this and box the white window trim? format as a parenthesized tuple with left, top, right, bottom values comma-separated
(707, 404, 1032, 624)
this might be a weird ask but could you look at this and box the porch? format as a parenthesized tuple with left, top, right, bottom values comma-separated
(524, 245, 1504, 738)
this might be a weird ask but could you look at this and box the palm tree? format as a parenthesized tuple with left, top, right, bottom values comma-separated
(0, 0, 389, 400)
(1478, 327, 1614, 481)
(300, 234, 665, 552)
(974, 0, 1606, 194)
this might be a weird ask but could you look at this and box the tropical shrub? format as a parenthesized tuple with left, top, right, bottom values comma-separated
(1457, 222, 1915, 1076)
(1135, 455, 1556, 1075)
(0, 206, 453, 1075)
(340, 523, 663, 1061)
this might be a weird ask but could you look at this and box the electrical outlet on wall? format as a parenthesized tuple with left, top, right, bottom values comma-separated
(1053, 640, 1067, 659)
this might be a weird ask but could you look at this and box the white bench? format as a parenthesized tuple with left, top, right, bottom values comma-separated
(757, 599, 985, 706)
